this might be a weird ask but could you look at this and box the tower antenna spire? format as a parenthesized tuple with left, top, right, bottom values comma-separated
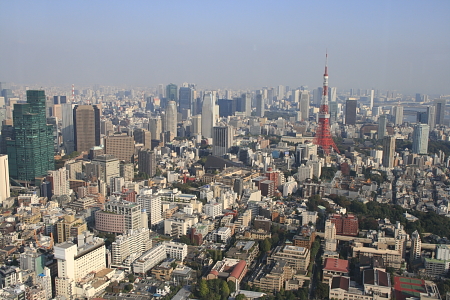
(314, 51, 340, 155)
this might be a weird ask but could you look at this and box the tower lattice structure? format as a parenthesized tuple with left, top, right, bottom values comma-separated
(314, 53, 340, 155)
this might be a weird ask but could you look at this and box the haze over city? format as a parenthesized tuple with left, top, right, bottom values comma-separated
(1, 0, 449, 94)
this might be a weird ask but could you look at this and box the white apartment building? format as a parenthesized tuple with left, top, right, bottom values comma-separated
(137, 192, 162, 226)
(163, 241, 188, 261)
(111, 228, 152, 266)
(301, 211, 318, 226)
(297, 164, 313, 182)
(213, 227, 232, 243)
(48, 168, 70, 196)
(132, 244, 167, 274)
(164, 215, 198, 237)
(54, 232, 106, 298)
(36, 267, 52, 300)
(204, 202, 223, 218)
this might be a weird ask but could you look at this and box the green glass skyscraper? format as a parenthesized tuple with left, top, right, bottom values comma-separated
(7, 90, 54, 181)
(166, 83, 178, 102)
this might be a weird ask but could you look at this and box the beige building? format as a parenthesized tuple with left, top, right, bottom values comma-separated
(352, 246, 402, 269)
(250, 260, 294, 292)
(74, 105, 100, 152)
(105, 134, 135, 163)
(268, 245, 310, 271)
(55, 214, 87, 243)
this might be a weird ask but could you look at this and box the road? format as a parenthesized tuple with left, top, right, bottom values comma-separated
(308, 261, 317, 300)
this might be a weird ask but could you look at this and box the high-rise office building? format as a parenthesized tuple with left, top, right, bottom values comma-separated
(427, 106, 436, 129)
(138, 149, 156, 177)
(134, 128, 151, 149)
(7, 90, 54, 181)
(179, 86, 193, 114)
(299, 91, 310, 121)
(382, 136, 396, 168)
(415, 93, 422, 103)
(345, 99, 357, 125)
(255, 94, 265, 118)
(47, 168, 70, 197)
(242, 93, 251, 117)
(88, 154, 120, 184)
(148, 116, 162, 141)
(392, 105, 403, 126)
(0, 155, 10, 203)
(329, 87, 337, 103)
(164, 101, 177, 140)
(412, 124, 429, 154)
(329, 101, 338, 122)
(191, 115, 202, 136)
(218, 98, 237, 117)
(104, 134, 135, 162)
(378, 115, 387, 140)
(417, 112, 428, 124)
(369, 89, 374, 109)
(201, 92, 215, 138)
(73, 105, 100, 152)
(435, 99, 446, 125)
(166, 84, 178, 102)
(213, 126, 233, 156)
(61, 104, 75, 154)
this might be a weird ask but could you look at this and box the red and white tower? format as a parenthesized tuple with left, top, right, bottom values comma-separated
(314, 53, 340, 155)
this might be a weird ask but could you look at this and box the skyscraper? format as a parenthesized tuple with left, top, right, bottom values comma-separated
(242, 93, 251, 117)
(392, 105, 404, 125)
(382, 136, 396, 168)
(213, 126, 233, 156)
(435, 99, 446, 125)
(427, 105, 436, 129)
(191, 115, 202, 136)
(345, 99, 357, 125)
(148, 116, 162, 141)
(179, 86, 193, 115)
(164, 101, 177, 140)
(133, 128, 152, 149)
(105, 134, 135, 162)
(299, 91, 310, 121)
(73, 105, 100, 152)
(378, 115, 387, 140)
(415, 93, 422, 103)
(166, 83, 178, 102)
(7, 90, 54, 181)
(369, 89, 374, 109)
(255, 94, 265, 117)
(412, 123, 429, 154)
(0, 155, 10, 203)
(138, 149, 156, 177)
(201, 92, 215, 138)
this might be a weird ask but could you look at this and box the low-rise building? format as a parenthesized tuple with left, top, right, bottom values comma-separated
(268, 245, 310, 271)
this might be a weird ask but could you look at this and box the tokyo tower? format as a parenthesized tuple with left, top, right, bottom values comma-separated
(314, 53, 340, 155)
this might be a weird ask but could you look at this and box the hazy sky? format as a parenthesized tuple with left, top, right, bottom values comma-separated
(1, 1, 449, 94)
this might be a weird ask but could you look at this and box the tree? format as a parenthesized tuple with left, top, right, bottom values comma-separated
(235, 294, 247, 300)
(261, 238, 272, 252)
(199, 279, 209, 299)
(227, 280, 236, 294)
(221, 280, 230, 299)
(128, 273, 135, 282)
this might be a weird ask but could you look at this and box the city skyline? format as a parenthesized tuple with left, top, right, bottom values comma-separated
(1, 1, 449, 94)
